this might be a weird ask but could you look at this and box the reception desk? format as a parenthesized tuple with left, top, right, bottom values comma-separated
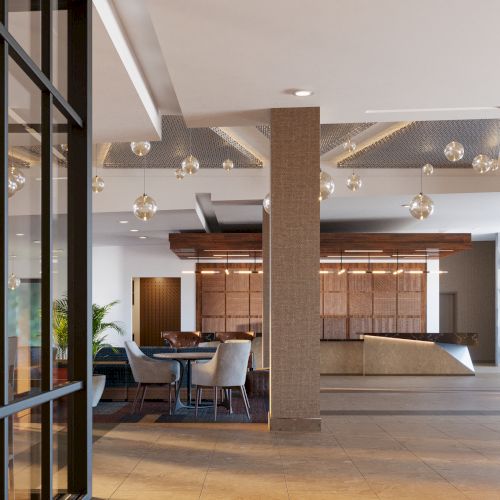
(320, 332, 478, 376)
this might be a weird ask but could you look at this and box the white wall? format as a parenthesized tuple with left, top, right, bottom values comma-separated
(92, 244, 195, 346)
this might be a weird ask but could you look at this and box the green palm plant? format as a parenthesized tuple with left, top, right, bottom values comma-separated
(53, 297, 125, 359)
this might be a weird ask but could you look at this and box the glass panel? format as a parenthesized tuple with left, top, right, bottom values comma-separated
(8, 0, 42, 69)
(53, 396, 68, 495)
(9, 405, 42, 498)
(53, 107, 68, 386)
(52, 0, 68, 99)
(8, 57, 42, 401)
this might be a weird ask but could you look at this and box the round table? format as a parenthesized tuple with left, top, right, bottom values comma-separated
(154, 352, 215, 413)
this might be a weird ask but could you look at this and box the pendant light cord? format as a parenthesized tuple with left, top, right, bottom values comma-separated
(420, 166, 423, 194)
(143, 164, 146, 196)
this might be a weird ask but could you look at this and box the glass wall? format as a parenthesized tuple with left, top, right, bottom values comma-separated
(1, 1, 91, 497)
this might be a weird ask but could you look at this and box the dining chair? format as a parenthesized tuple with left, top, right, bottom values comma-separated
(192, 340, 251, 421)
(124, 341, 180, 414)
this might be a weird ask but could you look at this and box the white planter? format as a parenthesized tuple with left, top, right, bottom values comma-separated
(92, 374, 106, 407)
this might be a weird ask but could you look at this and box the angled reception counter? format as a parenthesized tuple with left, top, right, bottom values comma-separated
(320, 332, 478, 376)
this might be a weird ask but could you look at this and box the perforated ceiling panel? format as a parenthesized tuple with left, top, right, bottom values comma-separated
(338, 119, 500, 169)
(257, 122, 375, 155)
(104, 115, 262, 169)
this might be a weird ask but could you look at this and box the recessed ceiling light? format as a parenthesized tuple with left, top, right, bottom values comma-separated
(293, 89, 313, 97)
(33, 240, 40, 244)
(119, 220, 129, 224)
(15, 233, 24, 237)
(401, 204, 410, 208)
(139, 236, 147, 239)
(129, 229, 139, 232)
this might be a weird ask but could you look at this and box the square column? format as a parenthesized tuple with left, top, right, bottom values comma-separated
(269, 107, 321, 431)
(262, 209, 270, 368)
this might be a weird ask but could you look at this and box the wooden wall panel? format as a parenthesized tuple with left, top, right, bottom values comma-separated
(226, 273, 249, 292)
(373, 293, 397, 316)
(196, 263, 426, 339)
(225, 317, 251, 332)
(201, 292, 225, 316)
(226, 292, 250, 316)
(349, 292, 372, 316)
(324, 292, 347, 315)
(140, 278, 181, 346)
(323, 318, 347, 339)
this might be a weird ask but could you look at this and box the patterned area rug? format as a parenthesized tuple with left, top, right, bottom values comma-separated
(93, 395, 268, 423)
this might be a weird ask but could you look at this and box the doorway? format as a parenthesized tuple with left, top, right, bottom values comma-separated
(132, 278, 181, 346)
(440, 292, 456, 333)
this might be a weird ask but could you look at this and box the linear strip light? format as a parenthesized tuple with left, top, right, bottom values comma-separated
(344, 250, 384, 253)
(349, 270, 367, 274)
(201, 270, 219, 274)
(213, 254, 250, 257)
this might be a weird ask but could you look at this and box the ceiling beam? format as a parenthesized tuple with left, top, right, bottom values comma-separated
(194, 193, 221, 233)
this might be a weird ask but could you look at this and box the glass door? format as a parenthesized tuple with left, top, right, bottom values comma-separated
(0, 0, 92, 497)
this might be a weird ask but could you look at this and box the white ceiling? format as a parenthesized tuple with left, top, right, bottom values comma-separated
(144, 0, 500, 126)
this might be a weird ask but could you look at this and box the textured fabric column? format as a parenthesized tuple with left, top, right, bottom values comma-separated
(262, 209, 270, 368)
(269, 107, 321, 431)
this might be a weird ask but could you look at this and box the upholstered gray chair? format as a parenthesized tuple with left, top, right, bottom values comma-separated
(192, 340, 251, 420)
(124, 341, 180, 414)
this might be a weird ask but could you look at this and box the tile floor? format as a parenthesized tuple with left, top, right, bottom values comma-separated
(93, 368, 500, 499)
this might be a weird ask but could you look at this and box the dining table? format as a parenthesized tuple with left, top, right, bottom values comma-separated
(154, 351, 216, 414)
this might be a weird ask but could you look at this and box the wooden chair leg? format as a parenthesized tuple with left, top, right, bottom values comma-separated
(195, 386, 200, 417)
(132, 383, 142, 413)
(139, 384, 147, 412)
(240, 386, 250, 420)
(214, 386, 218, 421)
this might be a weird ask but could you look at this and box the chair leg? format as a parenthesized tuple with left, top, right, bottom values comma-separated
(132, 383, 142, 413)
(240, 386, 250, 420)
(242, 384, 251, 410)
(140, 384, 148, 412)
(199, 387, 203, 404)
(229, 388, 233, 414)
(195, 386, 200, 417)
(214, 386, 218, 421)
(168, 383, 172, 415)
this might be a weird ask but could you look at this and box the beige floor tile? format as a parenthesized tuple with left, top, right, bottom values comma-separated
(110, 488, 202, 499)
(92, 472, 128, 498)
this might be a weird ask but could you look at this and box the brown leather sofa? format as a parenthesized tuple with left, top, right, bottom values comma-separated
(215, 331, 255, 342)
(161, 331, 201, 348)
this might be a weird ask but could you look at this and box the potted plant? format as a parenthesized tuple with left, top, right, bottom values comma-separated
(53, 297, 125, 407)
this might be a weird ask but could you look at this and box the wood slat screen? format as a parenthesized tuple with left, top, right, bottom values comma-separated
(140, 277, 181, 345)
(196, 263, 426, 339)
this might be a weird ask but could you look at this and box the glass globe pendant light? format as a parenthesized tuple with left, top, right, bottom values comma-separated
(263, 193, 271, 214)
(343, 138, 356, 153)
(130, 141, 151, 157)
(175, 168, 185, 180)
(472, 154, 492, 174)
(422, 163, 434, 176)
(8, 272, 20, 290)
(10, 166, 25, 192)
(132, 143, 157, 221)
(319, 170, 335, 201)
(490, 158, 499, 172)
(7, 176, 17, 198)
(92, 144, 105, 193)
(346, 172, 362, 192)
(222, 158, 234, 173)
(181, 129, 200, 175)
(409, 167, 434, 220)
(444, 141, 464, 162)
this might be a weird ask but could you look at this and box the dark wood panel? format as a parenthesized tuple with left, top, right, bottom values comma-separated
(349, 292, 372, 316)
(373, 317, 397, 333)
(225, 317, 251, 332)
(226, 292, 250, 316)
(397, 317, 421, 333)
(169, 232, 472, 259)
(348, 273, 372, 292)
(373, 273, 397, 292)
(323, 272, 347, 292)
(250, 292, 263, 316)
(140, 278, 180, 346)
(202, 317, 225, 333)
(398, 292, 421, 316)
(226, 273, 249, 292)
(323, 317, 347, 340)
(374, 293, 397, 316)
(202, 273, 225, 291)
(349, 317, 372, 338)
(250, 273, 263, 292)
(201, 292, 225, 316)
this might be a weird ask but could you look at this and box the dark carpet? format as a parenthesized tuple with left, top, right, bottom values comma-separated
(93, 395, 268, 424)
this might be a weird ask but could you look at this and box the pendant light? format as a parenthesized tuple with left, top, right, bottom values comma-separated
(472, 154, 492, 174)
(130, 141, 151, 157)
(92, 144, 105, 193)
(409, 167, 434, 220)
(346, 172, 362, 192)
(444, 141, 464, 162)
(131, 141, 157, 221)
(8, 196, 20, 289)
(175, 168, 185, 180)
(343, 138, 356, 153)
(422, 163, 434, 176)
(263, 193, 271, 214)
(222, 138, 234, 173)
(319, 170, 335, 201)
(181, 128, 200, 175)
